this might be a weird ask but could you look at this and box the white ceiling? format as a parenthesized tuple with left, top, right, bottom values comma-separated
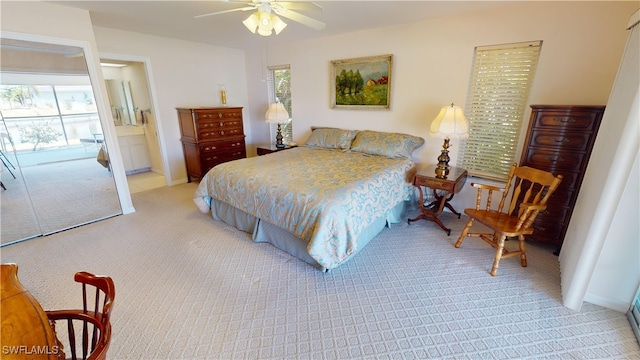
(50, 1, 516, 50)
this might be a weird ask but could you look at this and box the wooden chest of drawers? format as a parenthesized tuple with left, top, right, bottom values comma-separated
(519, 105, 604, 250)
(177, 107, 246, 182)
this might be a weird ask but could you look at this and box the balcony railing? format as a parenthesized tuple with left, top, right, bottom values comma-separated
(2, 112, 101, 153)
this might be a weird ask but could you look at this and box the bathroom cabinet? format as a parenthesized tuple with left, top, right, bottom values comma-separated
(119, 134, 151, 174)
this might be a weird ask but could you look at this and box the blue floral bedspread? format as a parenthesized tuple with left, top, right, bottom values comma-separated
(194, 146, 415, 270)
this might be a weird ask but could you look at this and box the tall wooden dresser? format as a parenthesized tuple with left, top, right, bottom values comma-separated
(177, 107, 246, 182)
(519, 105, 605, 252)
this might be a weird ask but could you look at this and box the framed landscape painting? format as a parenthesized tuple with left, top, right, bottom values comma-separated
(330, 54, 393, 110)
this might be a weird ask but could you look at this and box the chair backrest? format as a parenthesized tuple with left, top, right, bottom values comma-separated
(76, 271, 115, 344)
(497, 163, 563, 230)
(46, 272, 115, 360)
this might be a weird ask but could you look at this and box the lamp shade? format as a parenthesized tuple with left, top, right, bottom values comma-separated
(265, 103, 289, 124)
(272, 14, 288, 35)
(242, 13, 260, 33)
(429, 104, 469, 139)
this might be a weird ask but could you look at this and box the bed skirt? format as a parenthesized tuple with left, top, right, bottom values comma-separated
(210, 199, 411, 272)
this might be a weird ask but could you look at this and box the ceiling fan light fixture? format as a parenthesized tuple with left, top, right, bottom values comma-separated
(257, 26, 272, 36)
(272, 15, 287, 35)
(259, 11, 272, 27)
(256, 11, 274, 36)
(243, 9, 287, 37)
(196, 2, 325, 35)
(242, 13, 259, 33)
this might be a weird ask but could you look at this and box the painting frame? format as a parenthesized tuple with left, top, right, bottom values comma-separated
(330, 54, 393, 110)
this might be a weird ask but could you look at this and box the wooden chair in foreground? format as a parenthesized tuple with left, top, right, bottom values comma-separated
(455, 163, 563, 276)
(46, 272, 115, 360)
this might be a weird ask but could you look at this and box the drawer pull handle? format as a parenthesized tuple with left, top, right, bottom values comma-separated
(553, 117, 576, 123)
(545, 156, 565, 162)
(555, 137, 570, 143)
(219, 122, 224, 127)
(220, 130, 225, 136)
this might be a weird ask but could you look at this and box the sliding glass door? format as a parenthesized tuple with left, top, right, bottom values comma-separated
(0, 38, 121, 245)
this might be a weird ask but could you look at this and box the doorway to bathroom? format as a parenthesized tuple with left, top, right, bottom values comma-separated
(100, 58, 166, 194)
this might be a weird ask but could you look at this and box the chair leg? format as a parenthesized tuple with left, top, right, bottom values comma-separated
(455, 218, 474, 248)
(518, 235, 527, 267)
(490, 234, 507, 276)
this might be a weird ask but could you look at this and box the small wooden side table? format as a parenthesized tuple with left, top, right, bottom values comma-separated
(256, 145, 296, 155)
(408, 165, 468, 235)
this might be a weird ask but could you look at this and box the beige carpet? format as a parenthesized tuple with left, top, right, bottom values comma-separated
(1, 183, 639, 359)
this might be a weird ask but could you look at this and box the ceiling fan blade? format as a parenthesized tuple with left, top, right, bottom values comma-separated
(274, 9, 326, 30)
(275, 2, 323, 12)
(194, 6, 256, 19)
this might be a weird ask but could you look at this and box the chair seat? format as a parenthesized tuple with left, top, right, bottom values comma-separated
(464, 209, 535, 237)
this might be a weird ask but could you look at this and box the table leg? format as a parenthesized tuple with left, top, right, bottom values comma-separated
(408, 186, 452, 236)
(439, 190, 461, 219)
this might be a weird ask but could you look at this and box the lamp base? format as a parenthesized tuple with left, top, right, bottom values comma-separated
(275, 123, 285, 148)
(435, 164, 449, 178)
(435, 138, 451, 179)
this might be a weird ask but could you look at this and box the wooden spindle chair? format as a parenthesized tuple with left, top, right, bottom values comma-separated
(46, 272, 115, 360)
(455, 163, 562, 276)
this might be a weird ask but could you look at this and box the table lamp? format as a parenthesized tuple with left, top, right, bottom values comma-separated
(430, 103, 469, 178)
(265, 102, 289, 148)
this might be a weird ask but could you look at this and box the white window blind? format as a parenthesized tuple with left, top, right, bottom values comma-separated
(267, 65, 292, 145)
(460, 41, 542, 180)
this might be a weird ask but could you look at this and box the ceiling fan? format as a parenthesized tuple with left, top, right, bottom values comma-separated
(195, 1, 326, 36)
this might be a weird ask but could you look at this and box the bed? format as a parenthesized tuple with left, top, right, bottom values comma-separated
(194, 128, 424, 271)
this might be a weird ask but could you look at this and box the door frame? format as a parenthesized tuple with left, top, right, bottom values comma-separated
(99, 52, 169, 188)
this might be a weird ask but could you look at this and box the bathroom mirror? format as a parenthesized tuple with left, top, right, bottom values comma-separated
(0, 37, 122, 245)
(105, 79, 137, 126)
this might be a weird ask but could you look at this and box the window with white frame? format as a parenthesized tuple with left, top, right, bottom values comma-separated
(460, 41, 542, 180)
(267, 65, 292, 145)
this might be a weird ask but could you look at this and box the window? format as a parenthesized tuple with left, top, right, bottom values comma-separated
(460, 41, 542, 180)
(1, 83, 100, 152)
(267, 65, 292, 145)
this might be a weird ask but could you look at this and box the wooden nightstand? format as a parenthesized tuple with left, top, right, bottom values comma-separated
(408, 165, 468, 235)
(256, 145, 296, 155)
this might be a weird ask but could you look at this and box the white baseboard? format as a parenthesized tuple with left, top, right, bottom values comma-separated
(584, 292, 630, 313)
